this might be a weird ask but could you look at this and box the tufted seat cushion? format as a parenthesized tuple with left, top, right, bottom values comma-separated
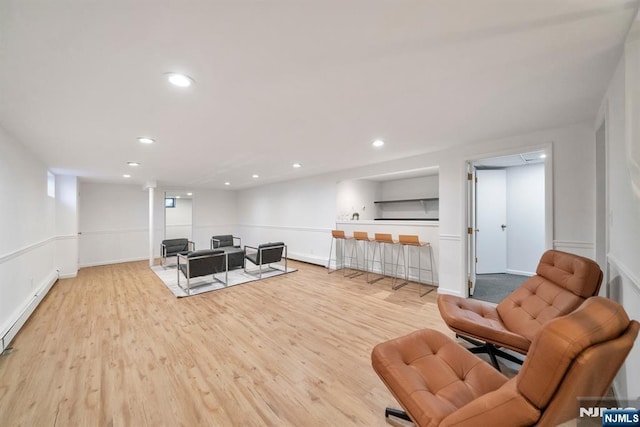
(438, 249, 603, 354)
(438, 296, 530, 353)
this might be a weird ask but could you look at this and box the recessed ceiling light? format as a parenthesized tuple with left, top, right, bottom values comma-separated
(176, 196, 181, 199)
(292, 163, 302, 168)
(166, 73, 194, 88)
(187, 192, 193, 196)
(127, 161, 141, 167)
(372, 139, 385, 148)
(252, 174, 259, 179)
(540, 154, 547, 159)
(224, 182, 231, 186)
(137, 137, 154, 144)
(123, 174, 131, 178)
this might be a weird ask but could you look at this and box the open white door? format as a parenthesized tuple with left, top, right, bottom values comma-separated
(476, 169, 507, 274)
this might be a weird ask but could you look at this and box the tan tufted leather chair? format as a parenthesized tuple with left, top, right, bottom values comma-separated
(372, 296, 639, 427)
(438, 249, 602, 369)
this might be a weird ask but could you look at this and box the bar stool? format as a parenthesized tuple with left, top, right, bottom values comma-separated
(393, 234, 435, 297)
(349, 231, 373, 278)
(327, 230, 355, 276)
(368, 233, 398, 284)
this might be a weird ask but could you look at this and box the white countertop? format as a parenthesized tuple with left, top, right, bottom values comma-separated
(336, 219, 439, 227)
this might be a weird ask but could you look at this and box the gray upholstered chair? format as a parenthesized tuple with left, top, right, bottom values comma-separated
(210, 234, 245, 269)
(161, 238, 194, 266)
(244, 242, 287, 279)
(210, 234, 241, 249)
(177, 249, 227, 295)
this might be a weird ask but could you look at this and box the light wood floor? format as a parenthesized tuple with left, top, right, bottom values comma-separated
(0, 260, 453, 426)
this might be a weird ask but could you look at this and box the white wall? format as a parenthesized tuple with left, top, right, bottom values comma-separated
(77, 185, 239, 266)
(506, 163, 545, 275)
(336, 179, 379, 221)
(78, 182, 150, 267)
(599, 21, 640, 399)
(0, 126, 58, 352)
(380, 175, 439, 200)
(164, 197, 192, 240)
(231, 121, 596, 299)
(236, 175, 337, 265)
(55, 175, 78, 278)
(378, 175, 440, 220)
(192, 189, 237, 250)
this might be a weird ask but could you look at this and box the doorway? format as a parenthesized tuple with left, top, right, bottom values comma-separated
(467, 150, 549, 302)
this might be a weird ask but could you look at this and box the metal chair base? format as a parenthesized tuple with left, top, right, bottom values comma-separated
(457, 334, 524, 371)
(385, 407, 411, 422)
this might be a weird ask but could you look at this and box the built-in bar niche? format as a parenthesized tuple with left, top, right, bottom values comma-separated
(336, 168, 439, 222)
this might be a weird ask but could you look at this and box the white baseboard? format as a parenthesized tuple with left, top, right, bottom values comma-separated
(506, 269, 535, 277)
(79, 256, 148, 268)
(436, 288, 464, 297)
(58, 272, 78, 279)
(1, 270, 58, 354)
(287, 252, 327, 267)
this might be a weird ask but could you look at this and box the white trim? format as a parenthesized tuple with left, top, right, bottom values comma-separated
(439, 234, 461, 241)
(553, 240, 594, 250)
(506, 269, 535, 277)
(80, 228, 148, 236)
(1, 270, 58, 354)
(0, 236, 56, 264)
(238, 224, 331, 233)
(336, 220, 439, 227)
(287, 252, 327, 266)
(436, 288, 464, 297)
(56, 234, 78, 241)
(608, 254, 640, 295)
(192, 224, 237, 230)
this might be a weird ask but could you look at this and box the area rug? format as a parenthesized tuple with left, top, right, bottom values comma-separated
(151, 263, 297, 298)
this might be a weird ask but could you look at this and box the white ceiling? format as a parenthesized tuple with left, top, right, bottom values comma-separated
(0, 0, 638, 190)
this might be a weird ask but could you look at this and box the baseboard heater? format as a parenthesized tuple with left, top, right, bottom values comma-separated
(1, 271, 58, 354)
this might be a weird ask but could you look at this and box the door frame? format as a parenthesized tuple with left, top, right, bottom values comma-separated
(595, 107, 610, 292)
(465, 143, 554, 297)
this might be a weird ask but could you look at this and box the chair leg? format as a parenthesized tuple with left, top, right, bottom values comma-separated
(385, 407, 412, 422)
(457, 334, 524, 371)
(469, 344, 501, 371)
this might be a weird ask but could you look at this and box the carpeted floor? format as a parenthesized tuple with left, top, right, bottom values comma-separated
(471, 273, 529, 304)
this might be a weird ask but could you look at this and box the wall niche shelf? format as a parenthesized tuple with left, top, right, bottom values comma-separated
(374, 197, 439, 221)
